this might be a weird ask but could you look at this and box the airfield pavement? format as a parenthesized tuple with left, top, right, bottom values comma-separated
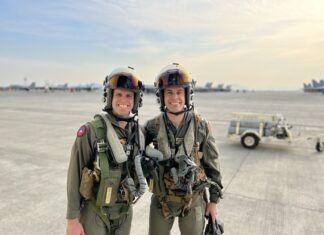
(0, 90, 324, 235)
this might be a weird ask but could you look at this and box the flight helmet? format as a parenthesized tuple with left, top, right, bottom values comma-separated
(155, 63, 194, 112)
(103, 66, 143, 114)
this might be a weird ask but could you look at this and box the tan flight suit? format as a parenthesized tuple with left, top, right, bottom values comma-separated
(66, 112, 141, 235)
(143, 110, 223, 235)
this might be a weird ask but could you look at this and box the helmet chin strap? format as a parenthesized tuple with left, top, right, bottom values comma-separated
(164, 106, 193, 116)
(108, 110, 137, 122)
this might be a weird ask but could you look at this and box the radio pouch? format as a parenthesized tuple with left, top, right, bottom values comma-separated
(79, 167, 94, 200)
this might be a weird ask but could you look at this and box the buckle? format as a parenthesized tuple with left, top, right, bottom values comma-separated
(124, 144, 133, 156)
(97, 140, 108, 153)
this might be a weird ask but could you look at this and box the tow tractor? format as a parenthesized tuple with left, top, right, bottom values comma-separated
(227, 112, 324, 152)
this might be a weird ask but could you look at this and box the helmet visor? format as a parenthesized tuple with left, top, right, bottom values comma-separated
(108, 73, 142, 91)
(157, 70, 191, 89)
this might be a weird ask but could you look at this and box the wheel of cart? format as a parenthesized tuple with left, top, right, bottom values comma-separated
(241, 133, 260, 149)
(316, 141, 323, 152)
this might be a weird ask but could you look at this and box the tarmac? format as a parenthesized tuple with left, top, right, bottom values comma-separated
(0, 90, 324, 235)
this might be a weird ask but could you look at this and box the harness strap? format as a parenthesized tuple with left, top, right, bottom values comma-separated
(181, 190, 202, 216)
(89, 198, 111, 232)
(92, 116, 110, 179)
(98, 114, 128, 164)
(164, 195, 184, 203)
(160, 191, 203, 218)
(89, 198, 130, 234)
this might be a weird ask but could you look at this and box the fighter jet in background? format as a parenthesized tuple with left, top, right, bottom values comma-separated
(194, 82, 232, 92)
(194, 82, 213, 92)
(0, 82, 102, 92)
(212, 83, 232, 92)
(143, 81, 232, 94)
(303, 79, 324, 93)
(69, 83, 102, 92)
(143, 84, 156, 94)
(0, 82, 36, 91)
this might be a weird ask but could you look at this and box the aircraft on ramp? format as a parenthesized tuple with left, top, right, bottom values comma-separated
(195, 82, 232, 92)
(0, 82, 102, 92)
(0, 82, 36, 91)
(303, 79, 324, 93)
(143, 81, 232, 94)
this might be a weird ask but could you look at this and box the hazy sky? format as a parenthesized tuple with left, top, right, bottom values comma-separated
(1, 0, 324, 89)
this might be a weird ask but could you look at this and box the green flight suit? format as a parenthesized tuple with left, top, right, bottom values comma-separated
(143, 110, 223, 235)
(66, 112, 141, 235)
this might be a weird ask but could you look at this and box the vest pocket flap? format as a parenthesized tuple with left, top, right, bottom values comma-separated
(96, 169, 121, 207)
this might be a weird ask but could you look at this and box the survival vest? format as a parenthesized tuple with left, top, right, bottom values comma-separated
(87, 113, 144, 233)
(151, 112, 208, 217)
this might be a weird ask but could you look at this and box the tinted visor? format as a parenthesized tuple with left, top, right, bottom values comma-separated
(157, 69, 191, 89)
(108, 73, 142, 91)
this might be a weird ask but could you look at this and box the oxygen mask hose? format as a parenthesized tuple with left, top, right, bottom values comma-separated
(145, 146, 164, 161)
(124, 154, 147, 201)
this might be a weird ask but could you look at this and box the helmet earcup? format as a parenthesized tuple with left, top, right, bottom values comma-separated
(158, 90, 165, 111)
(102, 90, 107, 103)
(189, 87, 194, 107)
(156, 90, 160, 104)
(132, 91, 143, 113)
(138, 91, 143, 108)
(105, 89, 113, 111)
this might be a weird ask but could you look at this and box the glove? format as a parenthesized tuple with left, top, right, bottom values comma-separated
(141, 157, 155, 170)
(204, 216, 224, 235)
(66, 219, 85, 235)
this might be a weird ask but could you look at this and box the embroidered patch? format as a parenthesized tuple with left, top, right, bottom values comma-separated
(77, 125, 87, 137)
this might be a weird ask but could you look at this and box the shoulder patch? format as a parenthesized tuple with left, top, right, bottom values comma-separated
(77, 125, 87, 137)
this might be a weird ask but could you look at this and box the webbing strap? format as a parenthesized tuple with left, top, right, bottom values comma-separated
(161, 191, 203, 218)
(164, 191, 202, 204)
(92, 116, 106, 139)
(92, 116, 110, 179)
(89, 199, 130, 233)
(99, 150, 110, 179)
(99, 114, 128, 164)
(164, 195, 183, 203)
(89, 198, 111, 232)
